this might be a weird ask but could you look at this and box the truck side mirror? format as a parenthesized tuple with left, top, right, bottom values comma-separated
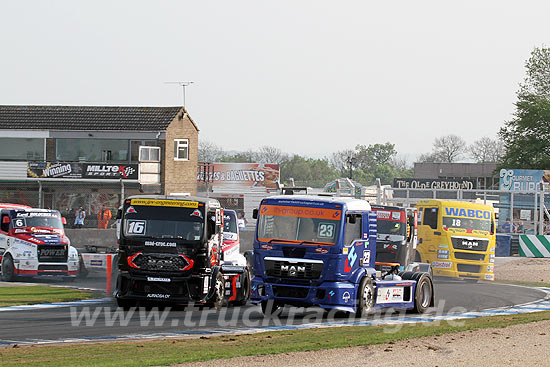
(253, 208, 258, 219)
(62, 217, 67, 225)
(116, 209, 122, 220)
(348, 215, 356, 224)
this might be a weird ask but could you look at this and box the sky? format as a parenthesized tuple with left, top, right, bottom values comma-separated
(1, 1, 549, 162)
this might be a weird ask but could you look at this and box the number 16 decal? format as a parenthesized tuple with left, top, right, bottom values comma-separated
(127, 220, 146, 234)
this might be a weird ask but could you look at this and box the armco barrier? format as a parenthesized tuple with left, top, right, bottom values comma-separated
(519, 235, 550, 257)
(496, 234, 512, 257)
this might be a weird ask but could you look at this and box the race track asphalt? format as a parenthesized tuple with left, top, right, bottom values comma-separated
(0, 274, 547, 346)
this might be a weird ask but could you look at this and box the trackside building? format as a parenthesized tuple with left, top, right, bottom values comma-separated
(0, 105, 199, 227)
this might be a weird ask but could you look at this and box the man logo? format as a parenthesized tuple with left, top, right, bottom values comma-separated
(281, 264, 305, 277)
(462, 240, 478, 249)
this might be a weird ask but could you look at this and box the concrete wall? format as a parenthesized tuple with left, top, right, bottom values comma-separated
(66, 228, 117, 251)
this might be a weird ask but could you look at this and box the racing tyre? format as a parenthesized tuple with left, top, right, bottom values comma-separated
(233, 269, 251, 306)
(207, 271, 224, 310)
(412, 273, 433, 314)
(1, 255, 16, 282)
(261, 300, 282, 317)
(356, 276, 375, 318)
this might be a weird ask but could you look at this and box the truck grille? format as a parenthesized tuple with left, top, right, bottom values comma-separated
(457, 264, 481, 273)
(272, 285, 309, 298)
(454, 252, 485, 262)
(38, 264, 68, 271)
(451, 237, 488, 252)
(265, 259, 323, 279)
(131, 253, 192, 272)
(37, 245, 67, 263)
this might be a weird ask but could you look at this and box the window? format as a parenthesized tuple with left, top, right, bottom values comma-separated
(130, 140, 157, 162)
(56, 139, 128, 162)
(139, 146, 161, 162)
(423, 207, 438, 229)
(344, 214, 362, 246)
(0, 138, 45, 161)
(174, 139, 189, 161)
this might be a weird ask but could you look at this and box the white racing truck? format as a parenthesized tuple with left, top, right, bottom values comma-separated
(0, 203, 79, 281)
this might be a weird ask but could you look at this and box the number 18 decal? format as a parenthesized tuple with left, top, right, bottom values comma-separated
(127, 220, 146, 234)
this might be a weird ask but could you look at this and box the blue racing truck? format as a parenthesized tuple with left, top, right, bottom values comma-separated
(250, 195, 434, 316)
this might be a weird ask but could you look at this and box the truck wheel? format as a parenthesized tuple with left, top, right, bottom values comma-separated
(116, 297, 135, 310)
(234, 269, 251, 306)
(1, 255, 16, 282)
(356, 277, 375, 318)
(208, 272, 224, 310)
(412, 273, 433, 314)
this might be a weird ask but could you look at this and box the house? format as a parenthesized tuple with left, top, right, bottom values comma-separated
(0, 105, 198, 227)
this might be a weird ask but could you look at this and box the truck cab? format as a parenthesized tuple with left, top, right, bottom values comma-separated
(250, 195, 434, 316)
(0, 204, 79, 281)
(115, 195, 249, 308)
(370, 205, 419, 267)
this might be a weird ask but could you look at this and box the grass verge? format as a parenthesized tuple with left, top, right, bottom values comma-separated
(494, 279, 550, 288)
(1, 310, 550, 367)
(0, 285, 95, 307)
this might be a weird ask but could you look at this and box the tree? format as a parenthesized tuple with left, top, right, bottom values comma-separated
(280, 155, 339, 187)
(500, 46, 550, 169)
(469, 136, 504, 163)
(329, 149, 355, 177)
(219, 150, 258, 163)
(257, 146, 288, 164)
(354, 143, 396, 173)
(518, 47, 550, 99)
(432, 135, 467, 163)
(500, 95, 550, 169)
(198, 139, 224, 163)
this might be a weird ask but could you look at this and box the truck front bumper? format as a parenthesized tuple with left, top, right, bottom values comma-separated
(250, 276, 358, 313)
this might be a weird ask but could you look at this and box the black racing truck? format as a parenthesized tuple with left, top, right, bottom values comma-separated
(114, 195, 249, 309)
(371, 204, 431, 274)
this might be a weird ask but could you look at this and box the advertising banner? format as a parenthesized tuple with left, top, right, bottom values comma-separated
(499, 168, 550, 191)
(393, 178, 477, 190)
(197, 163, 279, 189)
(27, 162, 138, 180)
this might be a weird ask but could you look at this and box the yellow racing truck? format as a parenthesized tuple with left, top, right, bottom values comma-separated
(415, 199, 496, 282)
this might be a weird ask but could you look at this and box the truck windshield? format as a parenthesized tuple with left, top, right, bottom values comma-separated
(257, 204, 341, 245)
(442, 217, 492, 232)
(376, 220, 406, 237)
(123, 204, 205, 240)
(12, 212, 63, 230)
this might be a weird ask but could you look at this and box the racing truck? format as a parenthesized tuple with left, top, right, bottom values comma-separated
(114, 195, 250, 308)
(0, 203, 79, 281)
(370, 205, 431, 274)
(250, 195, 434, 316)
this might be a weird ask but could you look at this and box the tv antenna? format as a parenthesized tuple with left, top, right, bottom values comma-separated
(165, 81, 194, 108)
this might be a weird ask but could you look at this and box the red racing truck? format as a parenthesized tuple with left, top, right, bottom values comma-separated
(0, 204, 79, 281)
